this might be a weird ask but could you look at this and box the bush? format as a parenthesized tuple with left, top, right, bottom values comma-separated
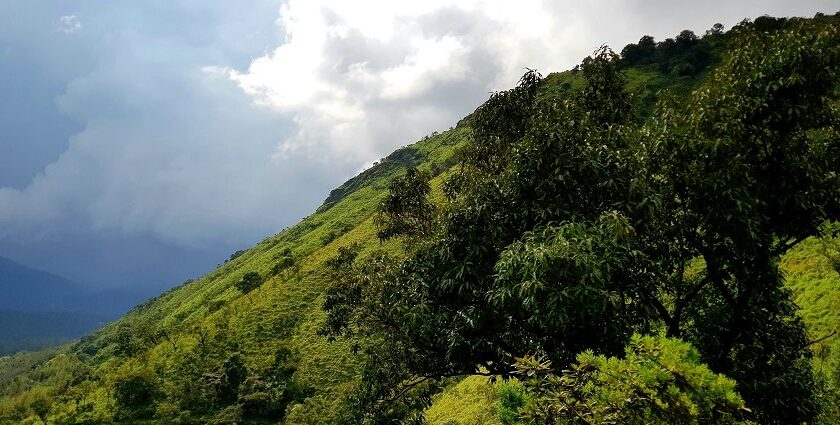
(670, 61, 696, 76)
(205, 404, 242, 425)
(113, 368, 158, 418)
(239, 391, 272, 418)
(234, 272, 262, 295)
(207, 299, 226, 313)
(511, 334, 751, 424)
(154, 401, 192, 424)
(495, 380, 530, 425)
(272, 257, 296, 276)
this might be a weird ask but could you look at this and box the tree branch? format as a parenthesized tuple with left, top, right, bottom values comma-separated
(798, 330, 838, 353)
(772, 235, 808, 256)
(641, 290, 678, 336)
(676, 275, 712, 312)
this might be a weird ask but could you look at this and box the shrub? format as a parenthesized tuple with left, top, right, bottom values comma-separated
(113, 368, 158, 418)
(495, 380, 530, 425)
(512, 334, 751, 424)
(234, 272, 262, 295)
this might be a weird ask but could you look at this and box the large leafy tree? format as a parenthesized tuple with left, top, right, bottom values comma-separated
(641, 20, 840, 422)
(375, 168, 437, 243)
(323, 18, 840, 424)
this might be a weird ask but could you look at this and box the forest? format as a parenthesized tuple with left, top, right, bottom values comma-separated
(1, 12, 839, 425)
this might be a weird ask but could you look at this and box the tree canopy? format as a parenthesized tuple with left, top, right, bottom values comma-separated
(322, 17, 840, 424)
(235, 272, 263, 295)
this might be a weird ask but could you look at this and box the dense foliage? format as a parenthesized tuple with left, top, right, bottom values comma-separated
(511, 334, 749, 424)
(322, 16, 840, 424)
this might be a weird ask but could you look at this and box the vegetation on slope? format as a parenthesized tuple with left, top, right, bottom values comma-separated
(321, 15, 840, 425)
(0, 12, 838, 425)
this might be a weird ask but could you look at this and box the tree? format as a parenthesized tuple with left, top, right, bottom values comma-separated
(225, 249, 247, 263)
(645, 20, 840, 422)
(675, 29, 699, 47)
(272, 247, 297, 276)
(322, 19, 840, 424)
(235, 272, 263, 295)
(222, 353, 248, 398)
(113, 326, 137, 357)
(374, 167, 437, 243)
(30, 397, 51, 424)
(819, 222, 840, 274)
(323, 49, 647, 423)
(706, 23, 725, 36)
(457, 68, 542, 177)
(113, 368, 158, 418)
(191, 324, 212, 353)
(237, 347, 312, 420)
(580, 47, 633, 125)
(204, 353, 248, 406)
(156, 324, 183, 351)
(620, 35, 656, 66)
(113, 324, 156, 357)
(752, 15, 787, 32)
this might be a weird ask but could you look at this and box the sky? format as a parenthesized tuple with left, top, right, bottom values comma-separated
(0, 0, 837, 296)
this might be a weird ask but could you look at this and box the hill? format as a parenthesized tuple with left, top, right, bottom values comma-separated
(1, 12, 839, 425)
(0, 256, 91, 313)
(0, 256, 131, 354)
(0, 311, 108, 355)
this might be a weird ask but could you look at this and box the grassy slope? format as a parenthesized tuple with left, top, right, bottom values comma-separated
(0, 66, 711, 425)
(0, 122, 468, 424)
(1, 25, 839, 424)
(0, 65, 736, 425)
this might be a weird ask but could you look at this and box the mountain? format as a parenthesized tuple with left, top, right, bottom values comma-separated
(0, 256, 89, 312)
(0, 256, 137, 354)
(0, 311, 107, 354)
(1, 12, 839, 425)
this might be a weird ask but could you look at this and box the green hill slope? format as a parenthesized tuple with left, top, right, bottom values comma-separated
(0, 120, 472, 424)
(1, 13, 839, 425)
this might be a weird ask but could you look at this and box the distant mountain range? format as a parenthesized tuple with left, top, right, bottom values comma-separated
(0, 255, 137, 354)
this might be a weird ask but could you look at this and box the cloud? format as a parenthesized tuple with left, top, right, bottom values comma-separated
(57, 15, 82, 34)
(229, 0, 578, 162)
(0, 0, 328, 251)
(231, 0, 840, 166)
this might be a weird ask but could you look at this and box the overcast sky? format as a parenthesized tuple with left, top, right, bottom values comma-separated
(0, 0, 836, 293)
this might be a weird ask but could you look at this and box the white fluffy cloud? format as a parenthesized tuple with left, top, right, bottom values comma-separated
(229, 0, 583, 162)
(231, 0, 839, 168)
(57, 15, 82, 34)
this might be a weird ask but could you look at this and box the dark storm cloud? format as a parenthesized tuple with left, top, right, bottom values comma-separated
(0, 0, 342, 289)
